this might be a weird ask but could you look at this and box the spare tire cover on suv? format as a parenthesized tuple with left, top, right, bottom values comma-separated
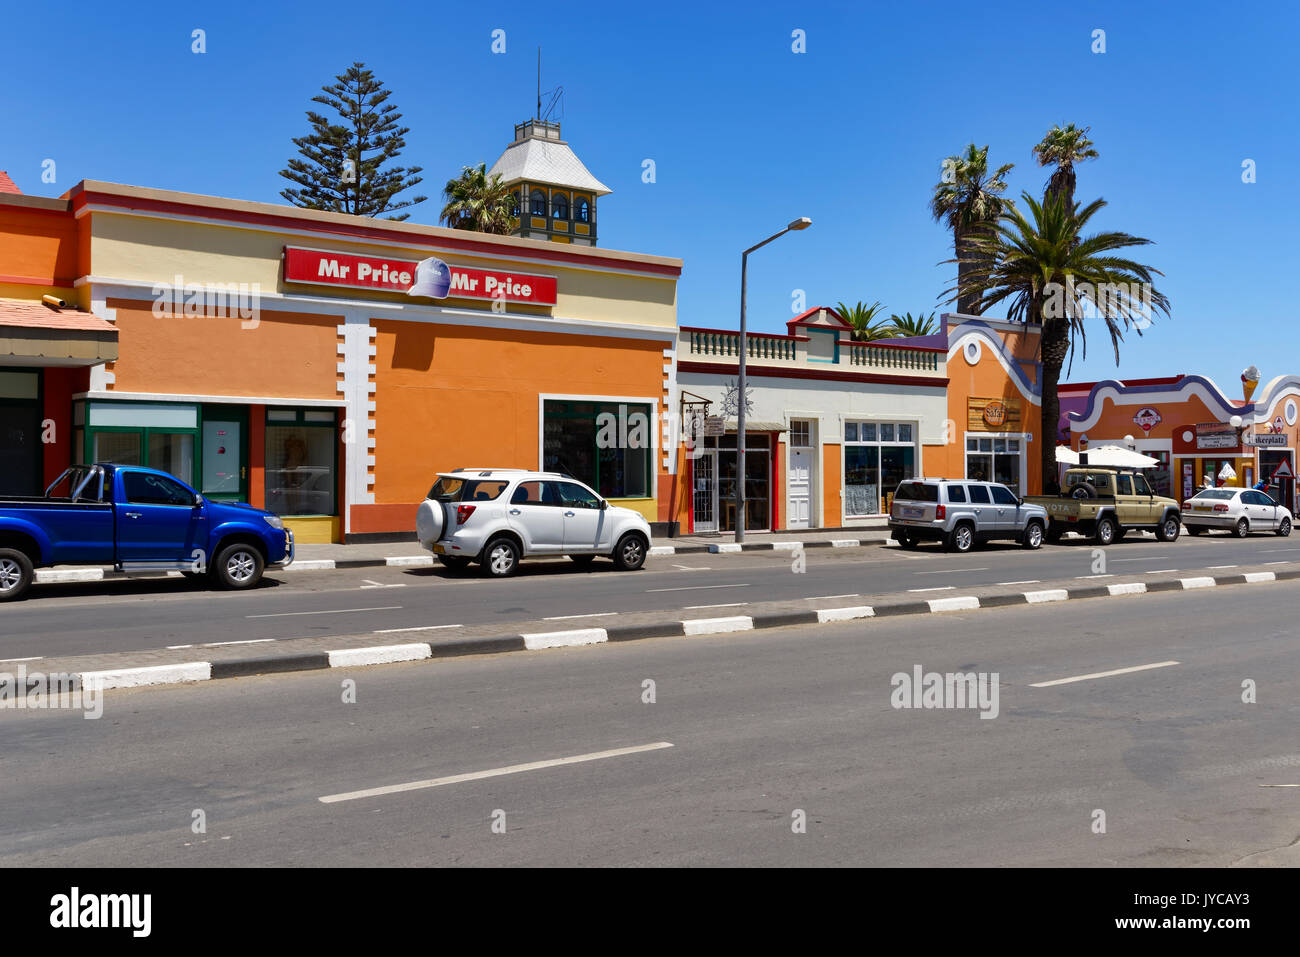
(416, 499, 445, 544)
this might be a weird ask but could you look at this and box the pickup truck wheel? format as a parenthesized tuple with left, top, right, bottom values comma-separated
(1094, 517, 1116, 547)
(1022, 521, 1044, 549)
(946, 522, 975, 553)
(1233, 517, 1250, 538)
(482, 538, 520, 577)
(1156, 515, 1181, 542)
(0, 548, 34, 602)
(613, 533, 648, 571)
(1278, 517, 1292, 537)
(212, 543, 265, 590)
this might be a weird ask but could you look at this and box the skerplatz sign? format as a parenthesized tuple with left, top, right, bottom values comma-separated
(283, 246, 558, 306)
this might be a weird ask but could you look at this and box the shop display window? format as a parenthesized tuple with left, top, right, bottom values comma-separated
(543, 400, 651, 498)
(265, 408, 337, 515)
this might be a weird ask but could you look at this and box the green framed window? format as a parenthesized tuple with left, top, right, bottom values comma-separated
(265, 407, 338, 516)
(543, 400, 651, 498)
(77, 400, 199, 487)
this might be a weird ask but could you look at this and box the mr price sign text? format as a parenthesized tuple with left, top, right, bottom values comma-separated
(283, 247, 557, 306)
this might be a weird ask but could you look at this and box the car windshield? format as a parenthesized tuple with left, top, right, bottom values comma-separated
(1191, 488, 1236, 500)
(427, 477, 509, 502)
(893, 482, 938, 503)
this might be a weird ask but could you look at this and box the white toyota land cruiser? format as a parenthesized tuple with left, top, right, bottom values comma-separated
(415, 469, 653, 577)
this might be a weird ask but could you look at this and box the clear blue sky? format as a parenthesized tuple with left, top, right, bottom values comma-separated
(3, 0, 1296, 388)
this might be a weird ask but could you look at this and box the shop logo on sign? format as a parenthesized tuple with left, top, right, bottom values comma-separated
(1133, 407, 1162, 433)
(408, 257, 452, 299)
(982, 401, 1007, 427)
(1274, 415, 1285, 433)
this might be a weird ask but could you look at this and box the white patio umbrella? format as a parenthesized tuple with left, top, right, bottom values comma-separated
(1055, 446, 1080, 465)
(1073, 444, 1160, 468)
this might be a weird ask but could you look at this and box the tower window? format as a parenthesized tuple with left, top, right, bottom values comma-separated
(529, 189, 546, 216)
(552, 192, 569, 220)
(574, 196, 591, 223)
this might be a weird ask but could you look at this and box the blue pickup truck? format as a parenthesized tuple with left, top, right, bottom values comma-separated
(0, 464, 294, 601)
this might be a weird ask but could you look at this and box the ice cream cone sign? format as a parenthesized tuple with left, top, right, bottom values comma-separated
(1242, 365, 1261, 403)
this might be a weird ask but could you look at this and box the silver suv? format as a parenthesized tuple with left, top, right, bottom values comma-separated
(415, 469, 653, 577)
(888, 479, 1049, 552)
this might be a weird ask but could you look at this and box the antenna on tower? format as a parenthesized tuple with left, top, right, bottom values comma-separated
(535, 46, 565, 125)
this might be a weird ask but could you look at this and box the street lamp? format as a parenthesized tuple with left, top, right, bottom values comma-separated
(735, 217, 812, 543)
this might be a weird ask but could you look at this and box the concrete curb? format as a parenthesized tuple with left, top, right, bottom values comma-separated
(11, 567, 1298, 699)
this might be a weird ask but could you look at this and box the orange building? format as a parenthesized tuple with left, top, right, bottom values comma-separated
(1061, 373, 1299, 511)
(0, 178, 682, 543)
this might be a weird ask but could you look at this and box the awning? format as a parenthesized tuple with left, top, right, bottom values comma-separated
(1057, 445, 1159, 468)
(724, 420, 788, 432)
(0, 298, 117, 366)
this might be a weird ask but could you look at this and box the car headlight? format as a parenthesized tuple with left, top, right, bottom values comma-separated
(264, 514, 285, 530)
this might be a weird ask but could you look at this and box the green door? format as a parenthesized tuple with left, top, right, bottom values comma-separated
(201, 409, 248, 502)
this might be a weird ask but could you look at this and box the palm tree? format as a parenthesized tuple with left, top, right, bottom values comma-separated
(440, 163, 517, 234)
(1032, 123, 1098, 212)
(887, 312, 938, 337)
(835, 301, 893, 341)
(929, 144, 1015, 316)
(947, 191, 1170, 493)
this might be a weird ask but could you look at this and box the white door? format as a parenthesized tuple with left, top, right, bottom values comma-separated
(788, 448, 812, 529)
(693, 451, 717, 532)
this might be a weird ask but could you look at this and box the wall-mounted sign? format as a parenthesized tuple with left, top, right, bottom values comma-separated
(1194, 422, 1238, 450)
(1273, 415, 1285, 433)
(283, 246, 557, 306)
(1133, 407, 1162, 433)
(968, 397, 1021, 432)
(1252, 433, 1289, 448)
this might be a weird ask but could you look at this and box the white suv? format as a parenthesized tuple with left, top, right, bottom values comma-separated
(415, 469, 653, 577)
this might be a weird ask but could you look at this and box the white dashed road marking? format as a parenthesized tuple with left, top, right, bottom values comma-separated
(247, 606, 403, 619)
(1030, 660, 1180, 688)
(319, 741, 675, 804)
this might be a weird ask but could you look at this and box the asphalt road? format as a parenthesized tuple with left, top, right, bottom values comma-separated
(2, 531, 1299, 662)
(2, 586, 1297, 866)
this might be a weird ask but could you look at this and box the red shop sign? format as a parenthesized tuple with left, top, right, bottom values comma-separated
(283, 246, 557, 306)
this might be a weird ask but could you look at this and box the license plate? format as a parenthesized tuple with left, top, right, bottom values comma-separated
(432, 543, 447, 554)
(902, 506, 924, 518)
(1193, 506, 1211, 512)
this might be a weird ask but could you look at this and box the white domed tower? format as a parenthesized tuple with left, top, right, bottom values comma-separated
(488, 119, 611, 246)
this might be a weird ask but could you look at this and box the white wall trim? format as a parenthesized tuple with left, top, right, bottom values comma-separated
(73, 204, 679, 282)
(76, 277, 676, 343)
(74, 390, 347, 407)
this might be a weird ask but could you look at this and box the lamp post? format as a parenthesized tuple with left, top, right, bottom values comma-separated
(735, 217, 812, 543)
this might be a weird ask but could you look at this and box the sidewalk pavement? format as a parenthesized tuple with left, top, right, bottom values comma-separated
(33, 525, 894, 582)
